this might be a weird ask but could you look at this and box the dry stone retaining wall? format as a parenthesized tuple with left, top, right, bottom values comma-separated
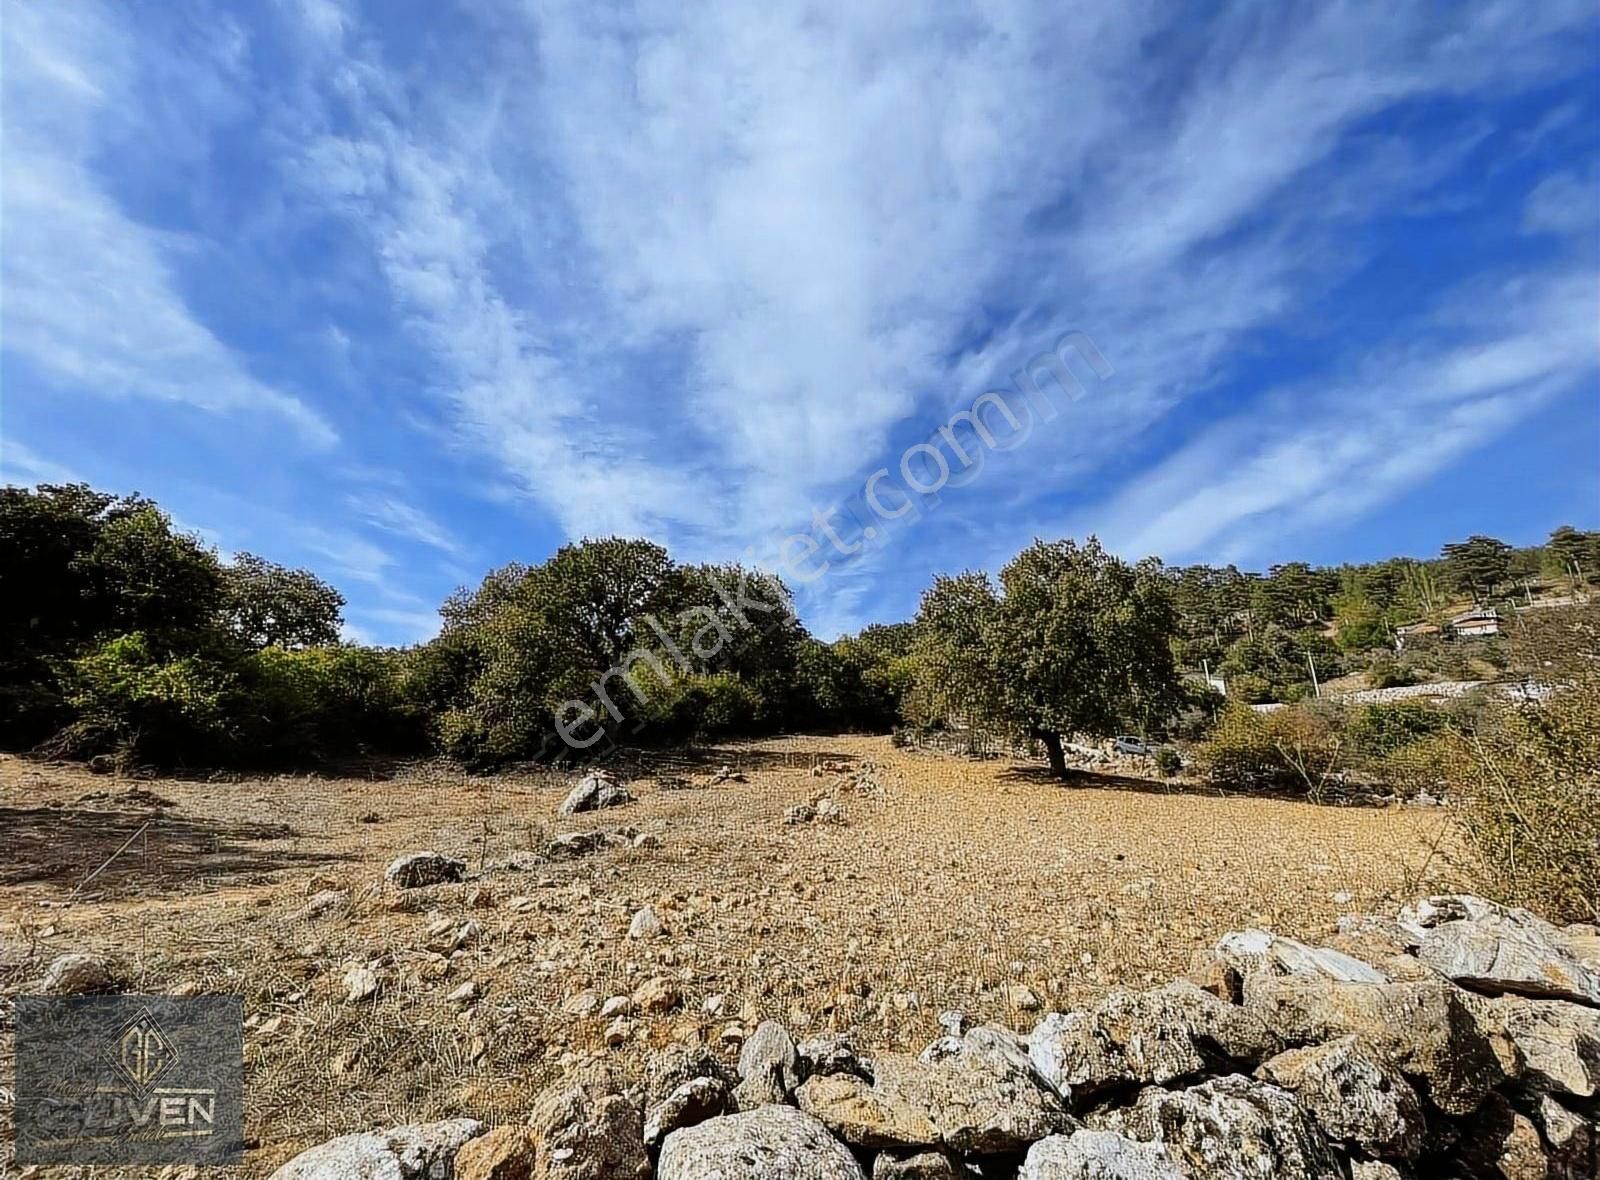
(269, 894, 1599, 1179)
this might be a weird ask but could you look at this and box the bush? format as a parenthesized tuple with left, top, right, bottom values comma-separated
(63, 632, 234, 764)
(1197, 703, 1344, 797)
(1392, 687, 1600, 923)
(1344, 701, 1448, 762)
(237, 645, 421, 762)
(1365, 651, 1417, 689)
(1154, 746, 1182, 777)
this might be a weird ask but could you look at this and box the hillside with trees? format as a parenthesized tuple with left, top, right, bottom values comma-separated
(5, 481, 1597, 771)
(3, 478, 1597, 925)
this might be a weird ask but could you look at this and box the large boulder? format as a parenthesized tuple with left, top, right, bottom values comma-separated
(657, 1105, 865, 1180)
(1256, 1036, 1424, 1160)
(1029, 981, 1278, 1101)
(797, 1027, 1075, 1156)
(269, 1119, 485, 1179)
(1019, 1130, 1184, 1179)
(1241, 972, 1507, 1115)
(1479, 995, 1600, 1098)
(558, 773, 634, 815)
(1411, 903, 1600, 1005)
(1215, 929, 1391, 985)
(526, 1065, 650, 1179)
(1096, 1075, 1343, 1180)
(385, 852, 467, 889)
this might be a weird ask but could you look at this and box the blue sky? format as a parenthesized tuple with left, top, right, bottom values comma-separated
(2, 0, 1597, 645)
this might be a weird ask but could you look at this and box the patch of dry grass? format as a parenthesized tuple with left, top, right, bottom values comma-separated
(0, 737, 1453, 1176)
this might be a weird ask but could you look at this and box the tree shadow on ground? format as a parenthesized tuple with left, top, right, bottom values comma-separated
(605, 743, 865, 780)
(995, 763, 1392, 808)
(0, 804, 352, 895)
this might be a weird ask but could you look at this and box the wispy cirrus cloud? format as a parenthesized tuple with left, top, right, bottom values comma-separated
(4, 0, 1596, 642)
(1082, 266, 1599, 564)
(0, 3, 337, 448)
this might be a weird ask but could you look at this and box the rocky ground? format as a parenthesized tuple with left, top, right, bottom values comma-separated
(0, 736, 1460, 1176)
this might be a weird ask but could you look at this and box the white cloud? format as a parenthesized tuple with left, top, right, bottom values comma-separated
(1081, 266, 1599, 563)
(1523, 168, 1600, 238)
(0, 439, 81, 487)
(346, 493, 466, 559)
(0, 2, 337, 447)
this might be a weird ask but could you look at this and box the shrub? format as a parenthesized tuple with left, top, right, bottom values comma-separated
(1344, 701, 1448, 762)
(1365, 651, 1417, 689)
(1394, 687, 1600, 923)
(237, 645, 421, 762)
(63, 632, 234, 764)
(1154, 746, 1182, 777)
(1197, 703, 1344, 797)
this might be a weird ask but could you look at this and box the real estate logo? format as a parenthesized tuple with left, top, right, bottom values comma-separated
(15, 995, 243, 1165)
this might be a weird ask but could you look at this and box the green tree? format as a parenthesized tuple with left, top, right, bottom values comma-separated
(909, 540, 1182, 778)
(0, 484, 225, 745)
(1441, 535, 1513, 602)
(220, 554, 345, 649)
(1545, 525, 1600, 588)
(903, 572, 1005, 747)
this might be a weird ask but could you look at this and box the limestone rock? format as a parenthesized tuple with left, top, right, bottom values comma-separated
(1215, 929, 1389, 984)
(1029, 981, 1278, 1100)
(795, 1070, 939, 1150)
(385, 852, 467, 889)
(798, 1033, 872, 1081)
(526, 1066, 649, 1179)
(797, 1029, 1074, 1156)
(644, 1077, 732, 1151)
(633, 975, 682, 1014)
(455, 1126, 537, 1180)
(298, 889, 349, 920)
(1098, 1075, 1343, 1180)
(1257, 1036, 1424, 1159)
(342, 961, 381, 1003)
(1414, 905, 1600, 1005)
(646, 1044, 737, 1109)
(558, 773, 634, 816)
(1528, 1089, 1598, 1179)
(736, 1020, 803, 1108)
(629, 905, 666, 940)
(1455, 1092, 1549, 1180)
(563, 989, 602, 1018)
(1242, 973, 1506, 1115)
(1347, 1164, 1405, 1180)
(41, 952, 118, 995)
(548, 832, 612, 859)
(1395, 893, 1501, 937)
(1559, 923, 1600, 973)
(1019, 1130, 1183, 1179)
(657, 1105, 865, 1180)
(1481, 995, 1600, 1098)
(871, 1150, 972, 1179)
(268, 1119, 485, 1179)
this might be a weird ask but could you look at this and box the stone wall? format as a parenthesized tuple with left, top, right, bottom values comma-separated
(271, 895, 1599, 1179)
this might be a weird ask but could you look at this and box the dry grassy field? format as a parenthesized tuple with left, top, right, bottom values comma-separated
(0, 736, 1457, 1176)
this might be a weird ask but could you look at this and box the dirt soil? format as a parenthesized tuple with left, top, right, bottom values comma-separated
(0, 736, 1457, 1177)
